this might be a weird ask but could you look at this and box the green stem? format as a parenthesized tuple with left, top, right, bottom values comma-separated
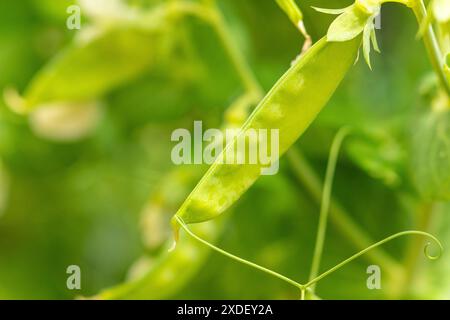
(206, 1, 263, 98)
(275, 0, 312, 51)
(308, 128, 351, 292)
(412, 0, 450, 97)
(304, 230, 442, 288)
(286, 148, 404, 278)
(165, 1, 262, 98)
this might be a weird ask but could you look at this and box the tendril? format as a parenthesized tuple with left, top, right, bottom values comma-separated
(305, 230, 443, 288)
(308, 127, 352, 291)
(424, 240, 442, 260)
(174, 215, 305, 292)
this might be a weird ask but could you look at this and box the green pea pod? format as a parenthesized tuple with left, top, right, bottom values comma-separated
(22, 26, 162, 109)
(412, 107, 450, 201)
(173, 36, 361, 229)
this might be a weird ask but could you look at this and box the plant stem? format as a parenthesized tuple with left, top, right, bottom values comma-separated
(206, 2, 263, 98)
(286, 148, 404, 279)
(412, 0, 450, 97)
(308, 128, 350, 292)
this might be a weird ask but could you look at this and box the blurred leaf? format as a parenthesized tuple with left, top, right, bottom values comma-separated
(346, 128, 405, 187)
(411, 107, 450, 201)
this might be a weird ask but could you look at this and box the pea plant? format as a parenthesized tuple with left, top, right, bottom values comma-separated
(165, 0, 447, 299)
(2, 0, 449, 299)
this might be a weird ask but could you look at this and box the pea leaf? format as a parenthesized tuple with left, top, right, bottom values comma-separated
(411, 108, 450, 201)
(363, 21, 373, 69)
(23, 25, 163, 109)
(311, 6, 352, 15)
(346, 128, 405, 187)
(326, 5, 372, 42)
(371, 26, 380, 53)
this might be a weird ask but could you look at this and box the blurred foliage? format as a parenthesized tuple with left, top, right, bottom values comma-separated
(0, 0, 448, 299)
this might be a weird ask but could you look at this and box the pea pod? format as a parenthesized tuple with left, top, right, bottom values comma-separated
(173, 36, 361, 227)
(95, 167, 225, 299)
(23, 26, 162, 109)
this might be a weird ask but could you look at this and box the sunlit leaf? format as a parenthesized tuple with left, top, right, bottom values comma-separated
(326, 5, 372, 42)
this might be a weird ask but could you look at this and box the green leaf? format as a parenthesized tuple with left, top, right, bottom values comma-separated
(363, 21, 373, 69)
(346, 128, 405, 187)
(23, 25, 163, 109)
(312, 6, 351, 15)
(327, 5, 373, 42)
(411, 108, 450, 201)
(371, 27, 380, 53)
